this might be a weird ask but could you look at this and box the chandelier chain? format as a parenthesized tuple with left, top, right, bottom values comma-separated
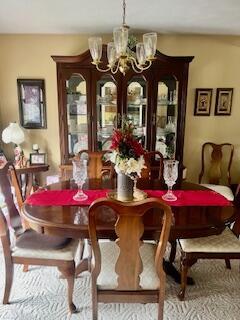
(122, 0, 126, 26)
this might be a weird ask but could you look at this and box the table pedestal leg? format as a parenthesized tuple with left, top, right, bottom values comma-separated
(163, 260, 194, 285)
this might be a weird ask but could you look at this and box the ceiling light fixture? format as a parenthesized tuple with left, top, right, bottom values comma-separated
(88, 0, 157, 75)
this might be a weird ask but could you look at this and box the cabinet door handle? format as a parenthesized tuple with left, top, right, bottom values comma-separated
(152, 113, 156, 125)
(117, 113, 121, 126)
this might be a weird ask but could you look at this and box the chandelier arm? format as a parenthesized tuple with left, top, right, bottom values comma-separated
(139, 60, 152, 71)
(129, 57, 144, 73)
(129, 57, 153, 72)
(111, 59, 121, 74)
(95, 64, 111, 73)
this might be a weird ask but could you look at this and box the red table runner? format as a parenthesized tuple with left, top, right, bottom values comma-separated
(26, 189, 231, 207)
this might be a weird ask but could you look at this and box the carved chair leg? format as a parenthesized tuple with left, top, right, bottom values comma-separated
(169, 240, 177, 263)
(178, 255, 189, 301)
(79, 239, 85, 261)
(92, 280, 98, 320)
(225, 258, 231, 269)
(23, 265, 29, 272)
(58, 262, 77, 313)
(3, 260, 14, 304)
(158, 273, 166, 320)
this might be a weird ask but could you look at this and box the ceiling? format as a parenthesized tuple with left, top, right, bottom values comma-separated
(1, 0, 240, 35)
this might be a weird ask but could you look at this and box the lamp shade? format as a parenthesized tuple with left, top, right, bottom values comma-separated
(2, 122, 25, 145)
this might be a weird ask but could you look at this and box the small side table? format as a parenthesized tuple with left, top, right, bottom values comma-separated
(15, 164, 49, 199)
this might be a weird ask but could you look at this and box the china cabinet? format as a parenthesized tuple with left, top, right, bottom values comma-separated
(52, 48, 194, 180)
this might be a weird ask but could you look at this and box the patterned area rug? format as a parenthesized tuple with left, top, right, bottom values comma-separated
(0, 245, 240, 320)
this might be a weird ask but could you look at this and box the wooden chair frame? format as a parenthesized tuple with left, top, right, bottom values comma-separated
(0, 207, 76, 312)
(178, 241, 240, 301)
(88, 197, 172, 320)
(141, 151, 164, 180)
(198, 142, 234, 185)
(59, 150, 113, 181)
(178, 211, 240, 300)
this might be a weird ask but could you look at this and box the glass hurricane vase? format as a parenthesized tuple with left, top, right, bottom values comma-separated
(72, 159, 88, 201)
(162, 160, 179, 202)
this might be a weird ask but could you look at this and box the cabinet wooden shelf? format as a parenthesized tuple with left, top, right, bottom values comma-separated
(52, 48, 194, 181)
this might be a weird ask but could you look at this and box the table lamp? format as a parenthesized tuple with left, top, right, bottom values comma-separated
(2, 122, 25, 167)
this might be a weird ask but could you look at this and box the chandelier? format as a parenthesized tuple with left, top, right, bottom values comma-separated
(88, 0, 157, 75)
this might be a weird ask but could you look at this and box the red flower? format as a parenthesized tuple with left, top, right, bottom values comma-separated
(110, 129, 123, 150)
(110, 120, 146, 158)
(128, 138, 145, 157)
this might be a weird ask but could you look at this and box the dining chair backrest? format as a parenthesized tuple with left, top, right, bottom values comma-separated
(79, 150, 113, 179)
(59, 164, 73, 181)
(141, 151, 164, 180)
(88, 197, 172, 291)
(0, 162, 22, 234)
(199, 142, 234, 185)
(8, 164, 24, 211)
(59, 151, 113, 181)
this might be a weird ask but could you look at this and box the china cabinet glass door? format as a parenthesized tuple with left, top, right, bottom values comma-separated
(66, 74, 88, 155)
(96, 75, 117, 151)
(127, 76, 147, 148)
(155, 76, 178, 159)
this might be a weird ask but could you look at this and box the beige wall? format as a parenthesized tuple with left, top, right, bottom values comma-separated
(0, 34, 239, 183)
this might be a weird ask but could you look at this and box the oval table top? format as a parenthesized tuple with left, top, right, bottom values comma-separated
(22, 179, 237, 241)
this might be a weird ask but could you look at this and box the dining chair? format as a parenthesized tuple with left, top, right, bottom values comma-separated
(1, 162, 78, 269)
(0, 206, 78, 312)
(79, 150, 113, 179)
(141, 151, 164, 180)
(178, 215, 240, 300)
(59, 164, 73, 181)
(198, 142, 234, 200)
(88, 197, 172, 320)
(59, 151, 113, 181)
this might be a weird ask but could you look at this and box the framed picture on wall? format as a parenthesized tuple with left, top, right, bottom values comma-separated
(215, 88, 233, 115)
(194, 88, 213, 116)
(17, 79, 47, 129)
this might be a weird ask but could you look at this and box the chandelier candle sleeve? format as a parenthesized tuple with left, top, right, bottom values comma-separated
(88, 37, 102, 63)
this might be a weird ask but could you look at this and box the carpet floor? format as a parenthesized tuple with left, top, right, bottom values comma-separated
(0, 246, 240, 320)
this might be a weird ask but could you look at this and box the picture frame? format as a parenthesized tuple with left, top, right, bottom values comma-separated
(194, 88, 213, 116)
(17, 79, 47, 129)
(29, 153, 46, 165)
(215, 88, 233, 116)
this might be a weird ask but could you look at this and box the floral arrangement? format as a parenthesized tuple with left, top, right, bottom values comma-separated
(110, 120, 146, 178)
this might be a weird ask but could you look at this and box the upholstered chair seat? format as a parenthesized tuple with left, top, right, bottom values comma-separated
(12, 236, 79, 260)
(97, 241, 159, 290)
(179, 228, 240, 253)
(201, 184, 234, 201)
(178, 226, 240, 300)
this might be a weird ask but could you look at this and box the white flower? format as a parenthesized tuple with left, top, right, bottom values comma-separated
(113, 155, 146, 177)
(110, 150, 118, 164)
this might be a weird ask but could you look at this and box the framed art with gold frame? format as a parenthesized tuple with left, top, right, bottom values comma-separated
(194, 88, 213, 116)
(215, 88, 233, 116)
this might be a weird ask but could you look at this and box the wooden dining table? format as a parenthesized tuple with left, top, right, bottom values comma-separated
(22, 178, 238, 276)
